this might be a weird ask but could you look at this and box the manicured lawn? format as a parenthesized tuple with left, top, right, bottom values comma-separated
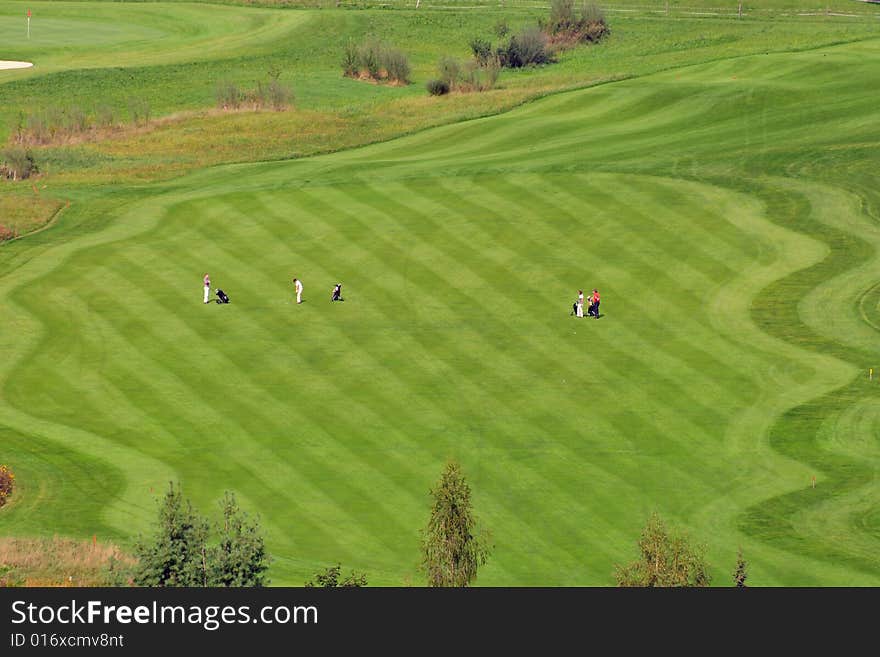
(1, 3, 880, 585)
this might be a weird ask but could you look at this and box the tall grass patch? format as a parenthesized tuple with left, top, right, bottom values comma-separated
(0, 536, 136, 587)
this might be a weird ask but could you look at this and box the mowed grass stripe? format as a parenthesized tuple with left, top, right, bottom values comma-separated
(200, 195, 608, 580)
(320, 182, 752, 510)
(82, 233, 425, 568)
(241, 182, 652, 576)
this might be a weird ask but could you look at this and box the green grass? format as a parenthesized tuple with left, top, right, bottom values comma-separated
(2, 3, 880, 585)
(1, 3, 878, 181)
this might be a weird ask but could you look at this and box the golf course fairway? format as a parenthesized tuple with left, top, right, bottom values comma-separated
(1, 22, 880, 585)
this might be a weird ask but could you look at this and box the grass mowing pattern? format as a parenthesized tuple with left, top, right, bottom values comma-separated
(2, 15, 880, 584)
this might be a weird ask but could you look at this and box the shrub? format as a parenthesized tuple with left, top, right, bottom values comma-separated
(578, 2, 610, 42)
(580, 1, 606, 26)
(494, 20, 510, 38)
(437, 56, 461, 89)
(470, 37, 493, 65)
(216, 81, 243, 110)
(473, 56, 500, 91)
(550, 0, 576, 33)
(0, 465, 14, 508)
(426, 78, 450, 96)
(218, 71, 293, 112)
(0, 225, 17, 242)
(382, 48, 411, 84)
(261, 67, 293, 110)
(341, 39, 359, 77)
(358, 38, 383, 79)
(499, 25, 550, 68)
(343, 38, 411, 85)
(266, 79, 293, 110)
(548, 1, 609, 44)
(1, 148, 38, 180)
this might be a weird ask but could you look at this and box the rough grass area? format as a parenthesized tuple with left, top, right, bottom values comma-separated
(0, 192, 64, 239)
(0, 536, 136, 586)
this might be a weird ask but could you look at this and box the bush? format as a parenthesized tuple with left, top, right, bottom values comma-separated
(472, 56, 500, 91)
(550, 0, 576, 33)
(578, 2, 609, 42)
(266, 79, 293, 110)
(0, 225, 17, 242)
(216, 81, 243, 110)
(382, 48, 411, 84)
(358, 38, 383, 79)
(432, 52, 500, 95)
(341, 39, 358, 77)
(1, 148, 38, 180)
(499, 26, 550, 68)
(426, 78, 450, 96)
(218, 70, 293, 112)
(0, 465, 14, 508)
(260, 67, 293, 110)
(470, 37, 493, 65)
(342, 38, 410, 85)
(580, 1, 606, 26)
(548, 1, 609, 44)
(437, 56, 461, 89)
(494, 20, 510, 38)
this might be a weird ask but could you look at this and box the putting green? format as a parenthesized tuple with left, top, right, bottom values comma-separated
(2, 34, 880, 585)
(0, 1, 309, 72)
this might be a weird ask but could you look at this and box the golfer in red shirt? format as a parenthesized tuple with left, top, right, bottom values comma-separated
(590, 289, 600, 318)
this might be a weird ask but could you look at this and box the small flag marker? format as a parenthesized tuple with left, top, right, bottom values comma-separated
(27, 9, 31, 40)
(811, 475, 816, 488)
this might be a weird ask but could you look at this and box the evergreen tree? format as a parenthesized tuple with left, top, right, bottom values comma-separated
(209, 492, 270, 587)
(614, 512, 711, 587)
(421, 460, 492, 587)
(305, 564, 367, 587)
(133, 482, 210, 587)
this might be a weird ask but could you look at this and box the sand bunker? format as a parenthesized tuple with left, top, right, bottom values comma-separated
(0, 61, 33, 70)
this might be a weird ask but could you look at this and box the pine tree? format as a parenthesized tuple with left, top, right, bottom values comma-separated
(133, 482, 210, 587)
(421, 460, 492, 587)
(208, 492, 270, 587)
(305, 564, 367, 587)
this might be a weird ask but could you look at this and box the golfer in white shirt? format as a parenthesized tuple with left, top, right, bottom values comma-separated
(293, 277, 303, 304)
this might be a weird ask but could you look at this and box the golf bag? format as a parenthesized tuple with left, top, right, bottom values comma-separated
(215, 288, 230, 304)
(571, 301, 578, 316)
(331, 284, 343, 302)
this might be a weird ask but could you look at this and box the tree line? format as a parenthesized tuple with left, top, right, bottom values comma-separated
(129, 460, 747, 587)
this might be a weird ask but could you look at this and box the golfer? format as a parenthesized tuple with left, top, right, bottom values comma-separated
(203, 273, 211, 304)
(576, 290, 584, 318)
(591, 289, 600, 318)
(293, 277, 303, 304)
